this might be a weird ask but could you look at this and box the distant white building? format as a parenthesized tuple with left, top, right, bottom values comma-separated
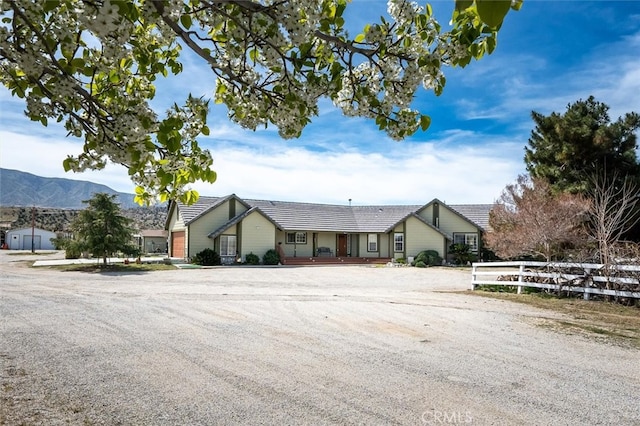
(5, 227, 57, 250)
(134, 229, 168, 254)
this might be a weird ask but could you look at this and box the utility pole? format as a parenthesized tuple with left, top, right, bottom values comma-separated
(31, 206, 35, 253)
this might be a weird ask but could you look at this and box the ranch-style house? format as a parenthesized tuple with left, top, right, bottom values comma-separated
(165, 194, 491, 265)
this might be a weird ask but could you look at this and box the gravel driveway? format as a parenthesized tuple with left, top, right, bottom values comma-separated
(1, 251, 639, 425)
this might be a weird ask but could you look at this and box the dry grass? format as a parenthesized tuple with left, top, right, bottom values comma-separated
(469, 290, 640, 349)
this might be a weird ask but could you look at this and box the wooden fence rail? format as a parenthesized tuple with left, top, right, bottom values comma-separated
(471, 261, 640, 300)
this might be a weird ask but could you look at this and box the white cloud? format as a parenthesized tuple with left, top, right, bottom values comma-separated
(189, 137, 523, 204)
(0, 126, 523, 205)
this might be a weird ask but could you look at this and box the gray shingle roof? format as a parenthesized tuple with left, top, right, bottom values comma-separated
(207, 207, 259, 239)
(246, 199, 360, 232)
(177, 195, 227, 224)
(351, 205, 420, 232)
(174, 196, 490, 232)
(449, 204, 493, 230)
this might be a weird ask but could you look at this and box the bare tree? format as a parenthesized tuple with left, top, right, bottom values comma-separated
(588, 172, 640, 266)
(485, 176, 591, 261)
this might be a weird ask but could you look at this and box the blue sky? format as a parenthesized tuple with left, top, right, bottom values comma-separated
(1, 1, 639, 205)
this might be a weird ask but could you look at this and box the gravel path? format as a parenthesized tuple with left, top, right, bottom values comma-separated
(1, 251, 639, 425)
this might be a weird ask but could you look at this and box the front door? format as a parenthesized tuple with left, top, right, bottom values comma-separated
(337, 234, 348, 257)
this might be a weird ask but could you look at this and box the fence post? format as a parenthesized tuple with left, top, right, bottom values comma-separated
(518, 264, 524, 294)
(583, 265, 591, 300)
(471, 263, 477, 290)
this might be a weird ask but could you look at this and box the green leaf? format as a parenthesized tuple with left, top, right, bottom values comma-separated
(108, 70, 121, 84)
(43, 1, 60, 13)
(354, 33, 365, 43)
(63, 157, 74, 172)
(134, 194, 146, 205)
(159, 172, 173, 187)
(215, 82, 227, 95)
(476, 0, 511, 28)
(166, 136, 181, 153)
(71, 58, 85, 69)
(420, 115, 432, 131)
(455, 0, 473, 12)
(511, 0, 524, 11)
(180, 14, 192, 29)
(205, 169, 217, 183)
(201, 126, 210, 136)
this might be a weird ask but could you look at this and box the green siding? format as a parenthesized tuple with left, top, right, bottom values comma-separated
(317, 233, 336, 253)
(236, 201, 248, 215)
(379, 233, 390, 257)
(168, 204, 187, 257)
(168, 203, 185, 231)
(188, 200, 232, 256)
(438, 206, 478, 235)
(240, 212, 275, 261)
(277, 230, 313, 257)
(358, 233, 379, 258)
(405, 216, 446, 258)
(275, 230, 287, 254)
(418, 205, 434, 225)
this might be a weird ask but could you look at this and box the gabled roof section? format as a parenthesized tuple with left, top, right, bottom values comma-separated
(384, 212, 451, 239)
(418, 198, 490, 231)
(177, 194, 251, 225)
(207, 206, 281, 239)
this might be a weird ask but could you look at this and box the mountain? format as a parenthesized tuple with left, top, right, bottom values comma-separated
(0, 168, 139, 209)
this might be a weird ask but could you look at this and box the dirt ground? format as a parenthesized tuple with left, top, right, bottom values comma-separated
(1, 251, 639, 425)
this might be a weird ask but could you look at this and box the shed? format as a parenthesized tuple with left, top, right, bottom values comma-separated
(5, 227, 57, 250)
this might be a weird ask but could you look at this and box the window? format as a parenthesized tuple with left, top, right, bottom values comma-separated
(453, 233, 478, 252)
(367, 234, 378, 252)
(220, 235, 237, 256)
(394, 233, 404, 252)
(286, 232, 307, 244)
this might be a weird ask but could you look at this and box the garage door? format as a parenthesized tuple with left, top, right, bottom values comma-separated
(22, 235, 41, 250)
(171, 231, 185, 258)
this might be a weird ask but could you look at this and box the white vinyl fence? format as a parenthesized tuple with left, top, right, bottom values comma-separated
(471, 261, 640, 300)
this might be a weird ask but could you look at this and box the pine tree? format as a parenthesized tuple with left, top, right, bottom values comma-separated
(524, 96, 640, 194)
(71, 193, 138, 265)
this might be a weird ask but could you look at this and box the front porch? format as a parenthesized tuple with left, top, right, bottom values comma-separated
(282, 256, 392, 266)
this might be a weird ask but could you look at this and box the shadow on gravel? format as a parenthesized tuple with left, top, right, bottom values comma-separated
(57, 264, 176, 274)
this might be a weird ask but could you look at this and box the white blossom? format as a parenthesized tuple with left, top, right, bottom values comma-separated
(0, 0, 506, 201)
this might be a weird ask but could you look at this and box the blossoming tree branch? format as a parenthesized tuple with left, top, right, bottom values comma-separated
(0, 0, 520, 204)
